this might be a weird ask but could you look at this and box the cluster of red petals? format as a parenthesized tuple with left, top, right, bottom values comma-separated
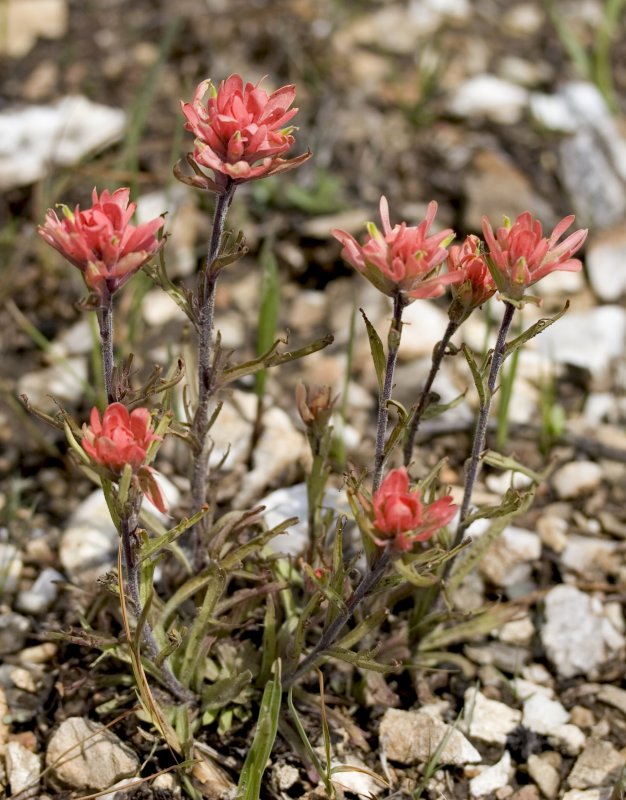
(179, 74, 310, 192)
(332, 197, 460, 300)
(371, 468, 456, 552)
(38, 188, 163, 299)
(447, 234, 496, 319)
(82, 404, 166, 513)
(482, 212, 588, 300)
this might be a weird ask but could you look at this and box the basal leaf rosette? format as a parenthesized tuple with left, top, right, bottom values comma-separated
(176, 73, 312, 194)
(38, 188, 164, 303)
(482, 212, 588, 308)
(81, 403, 167, 513)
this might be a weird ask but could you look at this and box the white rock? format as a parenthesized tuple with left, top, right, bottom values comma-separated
(548, 723, 586, 756)
(398, 301, 450, 360)
(379, 708, 481, 766)
(536, 515, 569, 553)
(535, 305, 626, 379)
(542, 585, 625, 678)
(330, 756, 382, 798)
(552, 462, 603, 500)
(46, 717, 139, 791)
(561, 535, 617, 577)
(528, 753, 560, 799)
(0, 97, 125, 191)
(463, 688, 522, 745)
(0, 543, 22, 594)
(142, 289, 188, 326)
(587, 226, 626, 302)
(0, 0, 68, 58)
(523, 694, 569, 735)
(502, 3, 544, 34)
(530, 93, 578, 133)
(235, 405, 308, 506)
(17, 567, 63, 614)
(557, 82, 626, 227)
(6, 740, 41, 798)
(562, 790, 612, 800)
(448, 75, 529, 124)
(498, 615, 535, 646)
(49, 319, 94, 358)
(567, 739, 624, 789)
(261, 482, 349, 556)
(479, 526, 541, 588)
(469, 751, 512, 797)
(512, 678, 554, 701)
(18, 356, 88, 413)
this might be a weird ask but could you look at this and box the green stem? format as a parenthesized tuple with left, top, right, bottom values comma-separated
(372, 293, 405, 493)
(121, 511, 195, 703)
(403, 319, 459, 465)
(189, 182, 236, 557)
(454, 301, 516, 547)
(97, 294, 115, 404)
(283, 548, 391, 689)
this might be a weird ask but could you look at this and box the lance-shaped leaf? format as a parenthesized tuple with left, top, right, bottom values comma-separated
(255, 239, 280, 398)
(219, 516, 298, 570)
(138, 506, 211, 561)
(221, 334, 333, 385)
(422, 391, 467, 420)
(236, 660, 282, 800)
(462, 344, 488, 406)
(324, 646, 398, 673)
(418, 603, 519, 651)
(502, 301, 569, 363)
(360, 308, 386, 393)
(202, 670, 253, 710)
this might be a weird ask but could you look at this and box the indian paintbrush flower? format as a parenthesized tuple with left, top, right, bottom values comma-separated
(177, 73, 311, 194)
(481, 212, 588, 304)
(361, 467, 456, 552)
(38, 188, 164, 302)
(332, 197, 461, 301)
(82, 403, 166, 513)
(447, 234, 496, 323)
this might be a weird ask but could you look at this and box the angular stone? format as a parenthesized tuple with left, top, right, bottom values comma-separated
(552, 462, 603, 500)
(470, 751, 512, 797)
(464, 688, 522, 745)
(6, 740, 41, 799)
(46, 717, 139, 791)
(379, 708, 480, 766)
(523, 694, 569, 735)
(567, 739, 624, 790)
(528, 754, 560, 800)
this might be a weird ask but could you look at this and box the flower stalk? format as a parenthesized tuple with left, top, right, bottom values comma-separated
(373, 292, 406, 493)
(403, 319, 459, 466)
(454, 301, 516, 546)
(96, 294, 115, 404)
(284, 548, 392, 689)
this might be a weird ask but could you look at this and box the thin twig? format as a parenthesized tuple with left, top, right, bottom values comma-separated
(97, 295, 115, 404)
(403, 319, 459, 466)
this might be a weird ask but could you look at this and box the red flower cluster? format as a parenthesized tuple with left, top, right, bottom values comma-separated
(38, 188, 163, 300)
(482, 212, 587, 301)
(179, 74, 311, 193)
(82, 403, 166, 513)
(332, 197, 460, 301)
(368, 468, 456, 552)
(447, 234, 496, 322)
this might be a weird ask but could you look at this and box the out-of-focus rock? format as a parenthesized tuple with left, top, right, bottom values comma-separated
(448, 75, 528, 124)
(0, 0, 68, 58)
(586, 226, 626, 302)
(552, 462, 603, 500)
(469, 751, 513, 797)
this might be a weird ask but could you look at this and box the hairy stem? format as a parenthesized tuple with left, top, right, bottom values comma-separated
(121, 512, 195, 703)
(454, 301, 516, 546)
(284, 548, 391, 689)
(189, 183, 236, 554)
(403, 319, 459, 466)
(97, 295, 115, 404)
(372, 293, 406, 493)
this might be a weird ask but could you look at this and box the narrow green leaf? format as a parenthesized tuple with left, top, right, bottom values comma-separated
(502, 302, 569, 362)
(462, 344, 487, 406)
(202, 670, 253, 710)
(422, 391, 467, 420)
(221, 334, 333, 385)
(255, 239, 280, 398)
(360, 308, 386, 393)
(138, 506, 211, 561)
(237, 661, 282, 800)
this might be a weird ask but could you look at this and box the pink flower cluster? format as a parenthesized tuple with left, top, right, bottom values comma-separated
(38, 188, 163, 300)
(82, 403, 166, 513)
(482, 213, 588, 301)
(332, 197, 459, 301)
(179, 74, 311, 193)
(333, 197, 587, 307)
(366, 468, 456, 552)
